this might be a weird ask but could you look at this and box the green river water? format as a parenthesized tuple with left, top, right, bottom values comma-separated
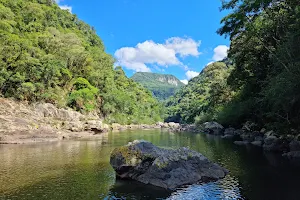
(1, 129, 300, 200)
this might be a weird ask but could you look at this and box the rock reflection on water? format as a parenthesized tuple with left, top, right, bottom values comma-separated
(167, 175, 243, 200)
(1, 130, 300, 200)
(104, 180, 171, 200)
(105, 176, 243, 200)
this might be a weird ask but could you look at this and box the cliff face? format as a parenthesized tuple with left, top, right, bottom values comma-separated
(0, 98, 108, 144)
(131, 72, 184, 100)
(157, 76, 181, 86)
(0, 98, 178, 144)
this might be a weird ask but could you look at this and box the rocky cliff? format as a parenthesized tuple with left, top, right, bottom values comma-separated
(131, 72, 184, 100)
(0, 98, 182, 144)
(0, 98, 110, 144)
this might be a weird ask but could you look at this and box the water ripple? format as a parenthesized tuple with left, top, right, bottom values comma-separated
(167, 175, 244, 200)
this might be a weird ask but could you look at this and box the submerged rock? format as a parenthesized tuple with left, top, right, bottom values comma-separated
(110, 140, 228, 190)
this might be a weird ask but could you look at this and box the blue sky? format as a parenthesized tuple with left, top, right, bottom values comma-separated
(56, 0, 230, 84)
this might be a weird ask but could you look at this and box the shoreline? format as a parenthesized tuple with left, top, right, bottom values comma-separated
(190, 121, 300, 162)
(0, 98, 180, 145)
(0, 125, 177, 145)
(0, 124, 180, 145)
(1, 97, 299, 163)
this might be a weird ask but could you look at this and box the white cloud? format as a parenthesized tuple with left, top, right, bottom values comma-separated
(213, 45, 229, 61)
(55, 0, 72, 13)
(59, 5, 72, 12)
(165, 37, 201, 57)
(116, 60, 151, 72)
(206, 61, 214, 66)
(114, 37, 201, 72)
(180, 79, 188, 85)
(185, 70, 199, 80)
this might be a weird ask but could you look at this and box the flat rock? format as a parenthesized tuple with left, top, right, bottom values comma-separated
(110, 140, 228, 190)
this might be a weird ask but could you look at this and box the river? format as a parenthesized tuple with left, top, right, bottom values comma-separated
(1, 129, 300, 200)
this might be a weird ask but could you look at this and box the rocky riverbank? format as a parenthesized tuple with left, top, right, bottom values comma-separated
(182, 121, 300, 162)
(0, 98, 180, 144)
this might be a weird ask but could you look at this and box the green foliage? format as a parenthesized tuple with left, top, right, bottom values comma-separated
(0, 0, 162, 123)
(165, 62, 234, 124)
(101, 68, 163, 124)
(68, 78, 99, 112)
(215, 0, 300, 132)
(131, 72, 185, 101)
(18, 82, 36, 101)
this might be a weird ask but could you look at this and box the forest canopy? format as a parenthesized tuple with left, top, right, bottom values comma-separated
(0, 0, 163, 124)
(165, 0, 300, 133)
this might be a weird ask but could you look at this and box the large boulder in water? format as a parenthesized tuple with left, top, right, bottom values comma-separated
(110, 140, 228, 190)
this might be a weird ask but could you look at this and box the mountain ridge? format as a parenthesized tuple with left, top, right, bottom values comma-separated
(131, 72, 185, 100)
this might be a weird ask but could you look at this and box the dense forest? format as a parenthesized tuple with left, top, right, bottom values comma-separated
(131, 72, 184, 101)
(166, 0, 300, 133)
(0, 0, 163, 124)
(1, 0, 299, 133)
(165, 61, 234, 124)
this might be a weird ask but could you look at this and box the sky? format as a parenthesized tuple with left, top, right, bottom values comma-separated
(56, 0, 230, 84)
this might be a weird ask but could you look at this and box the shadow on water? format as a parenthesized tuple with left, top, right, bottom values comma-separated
(1, 129, 300, 200)
(105, 180, 171, 199)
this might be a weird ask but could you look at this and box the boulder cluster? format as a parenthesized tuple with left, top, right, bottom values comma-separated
(200, 121, 300, 161)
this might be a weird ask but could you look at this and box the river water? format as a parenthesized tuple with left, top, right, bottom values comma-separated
(0, 129, 300, 200)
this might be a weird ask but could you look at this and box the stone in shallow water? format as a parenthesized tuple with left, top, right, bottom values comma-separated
(110, 140, 228, 190)
(203, 122, 224, 135)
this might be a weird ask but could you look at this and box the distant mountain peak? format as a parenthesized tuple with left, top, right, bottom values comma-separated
(131, 72, 184, 100)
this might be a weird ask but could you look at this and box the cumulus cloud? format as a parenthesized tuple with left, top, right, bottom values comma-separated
(180, 79, 188, 85)
(114, 37, 201, 72)
(185, 70, 199, 80)
(212, 45, 229, 61)
(55, 0, 72, 13)
(165, 37, 201, 57)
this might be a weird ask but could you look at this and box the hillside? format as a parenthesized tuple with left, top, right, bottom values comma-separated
(0, 0, 162, 124)
(165, 62, 234, 123)
(131, 72, 185, 100)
